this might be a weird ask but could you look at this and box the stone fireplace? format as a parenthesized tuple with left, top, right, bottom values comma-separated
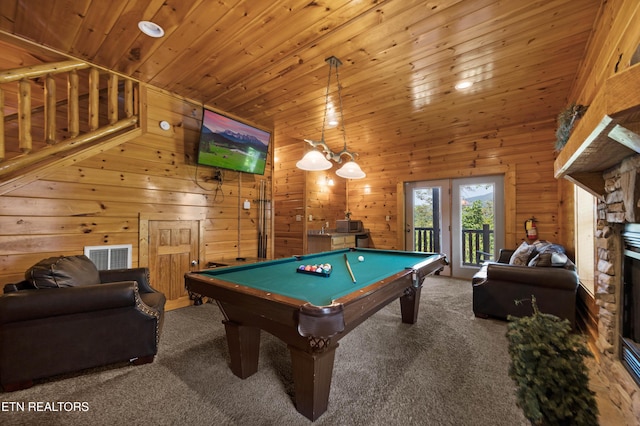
(594, 154, 640, 420)
(621, 224, 640, 385)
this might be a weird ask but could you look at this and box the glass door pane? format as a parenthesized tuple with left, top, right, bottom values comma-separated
(451, 176, 504, 278)
(405, 180, 451, 276)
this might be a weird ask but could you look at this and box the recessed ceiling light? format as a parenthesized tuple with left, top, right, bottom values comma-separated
(455, 81, 473, 90)
(138, 20, 165, 38)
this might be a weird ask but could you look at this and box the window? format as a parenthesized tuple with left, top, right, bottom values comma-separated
(574, 186, 596, 295)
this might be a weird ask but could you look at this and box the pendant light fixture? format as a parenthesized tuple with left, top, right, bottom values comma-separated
(296, 56, 366, 179)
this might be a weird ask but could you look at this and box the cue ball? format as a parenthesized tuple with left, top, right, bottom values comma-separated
(358, 255, 364, 262)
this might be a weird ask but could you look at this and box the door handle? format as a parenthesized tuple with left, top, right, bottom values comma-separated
(191, 260, 198, 266)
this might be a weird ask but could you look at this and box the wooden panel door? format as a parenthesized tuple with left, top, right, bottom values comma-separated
(149, 220, 199, 309)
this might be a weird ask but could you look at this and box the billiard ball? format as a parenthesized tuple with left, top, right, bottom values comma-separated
(358, 255, 364, 262)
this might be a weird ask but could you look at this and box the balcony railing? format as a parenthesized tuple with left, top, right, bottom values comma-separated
(414, 227, 438, 252)
(461, 224, 493, 266)
(414, 224, 493, 266)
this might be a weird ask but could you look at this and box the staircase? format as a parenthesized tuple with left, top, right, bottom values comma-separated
(0, 60, 140, 191)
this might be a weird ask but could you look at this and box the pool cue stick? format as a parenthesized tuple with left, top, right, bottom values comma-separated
(344, 253, 356, 283)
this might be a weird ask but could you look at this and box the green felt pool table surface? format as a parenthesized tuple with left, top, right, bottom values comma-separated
(195, 248, 441, 306)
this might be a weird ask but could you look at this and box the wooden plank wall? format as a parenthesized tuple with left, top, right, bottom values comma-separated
(305, 170, 347, 232)
(273, 142, 305, 258)
(349, 121, 559, 251)
(274, 119, 557, 254)
(274, 142, 349, 257)
(0, 86, 273, 285)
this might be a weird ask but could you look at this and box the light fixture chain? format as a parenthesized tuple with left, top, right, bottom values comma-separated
(320, 58, 334, 142)
(335, 60, 348, 152)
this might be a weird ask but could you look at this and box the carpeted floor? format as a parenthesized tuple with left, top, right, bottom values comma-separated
(1, 276, 533, 425)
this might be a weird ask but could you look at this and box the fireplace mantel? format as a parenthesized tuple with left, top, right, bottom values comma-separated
(554, 64, 640, 199)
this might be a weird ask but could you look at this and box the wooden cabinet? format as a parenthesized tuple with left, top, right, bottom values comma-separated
(330, 235, 355, 249)
(307, 234, 355, 254)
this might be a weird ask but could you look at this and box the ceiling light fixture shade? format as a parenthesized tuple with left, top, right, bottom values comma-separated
(138, 21, 165, 38)
(336, 160, 366, 179)
(296, 150, 332, 171)
(296, 56, 366, 179)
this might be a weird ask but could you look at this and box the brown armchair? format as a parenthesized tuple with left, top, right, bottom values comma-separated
(472, 247, 579, 328)
(0, 255, 165, 391)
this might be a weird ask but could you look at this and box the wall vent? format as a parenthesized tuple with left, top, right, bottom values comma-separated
(84, 244, 132, 270)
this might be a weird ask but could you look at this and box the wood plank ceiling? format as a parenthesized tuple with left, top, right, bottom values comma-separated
(0, 0, 602, 155)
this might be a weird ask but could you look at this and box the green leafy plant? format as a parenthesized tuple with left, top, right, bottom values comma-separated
(506, 297, 598, 425)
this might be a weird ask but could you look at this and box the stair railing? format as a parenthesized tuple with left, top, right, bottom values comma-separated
(0, 60, 139, 178)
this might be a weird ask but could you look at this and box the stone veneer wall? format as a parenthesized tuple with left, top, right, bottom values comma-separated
(594, 154, 640, 422)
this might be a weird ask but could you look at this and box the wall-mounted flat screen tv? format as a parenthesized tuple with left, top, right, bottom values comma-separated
(197, 108, 271, 175)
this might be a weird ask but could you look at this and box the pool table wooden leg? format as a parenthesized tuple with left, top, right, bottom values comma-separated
(289, 344, 338, 421)
(223, 321, 261, 379)
(399, 285, 422, 324)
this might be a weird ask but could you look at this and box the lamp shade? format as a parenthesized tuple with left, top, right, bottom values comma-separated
(296, 150, 332, 171)
(336, 160, 366, 179)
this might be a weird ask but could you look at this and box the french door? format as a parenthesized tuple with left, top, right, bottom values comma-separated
(405, 175, 505, 278)
(405, 180, 451, 276)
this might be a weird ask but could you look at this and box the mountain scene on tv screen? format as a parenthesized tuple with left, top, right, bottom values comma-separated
(199, 126, 268, 173)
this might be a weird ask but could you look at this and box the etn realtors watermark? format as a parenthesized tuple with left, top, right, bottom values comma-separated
(1, 401, 89, 412)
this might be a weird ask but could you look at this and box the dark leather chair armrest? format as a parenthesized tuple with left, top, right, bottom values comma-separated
(485, 263, 578, 290)
(0, 281, 139, 324)
(99, 268, 157, 294)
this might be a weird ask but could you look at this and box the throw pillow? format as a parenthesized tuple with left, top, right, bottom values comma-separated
(527, 243, 568, 267)
(26, 255, 101, 289)
(551, 252, 569, 267)
(509, 241, 536, 266)
(528, 253, 547, 267)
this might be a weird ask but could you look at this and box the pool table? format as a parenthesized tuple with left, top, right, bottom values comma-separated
(184, 248, 446, 421)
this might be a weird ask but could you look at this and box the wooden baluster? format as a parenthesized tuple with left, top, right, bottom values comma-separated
(88, 68, 99, 131)
(45, 74, 56, 144)
(108, 73, 118, 124)
(68, 69, 79, 138)
(0, 87, 4, 161)
(124, 79, 133, 118)
(18, 79, 32, 153)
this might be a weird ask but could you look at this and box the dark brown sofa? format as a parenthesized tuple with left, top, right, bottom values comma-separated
(471, 244, 579, 328)
(0, 255, 165, 391)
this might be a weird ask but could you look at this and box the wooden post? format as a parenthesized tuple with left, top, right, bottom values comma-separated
(45, 74, 56, 144)
(18, 79, 32, 153)
(124, 79, 133, 118)
(88, 68, 99, 131)
(68, 70, 79, 138)
(108, 73, 118, 124)
(482, 224, 491, 256)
